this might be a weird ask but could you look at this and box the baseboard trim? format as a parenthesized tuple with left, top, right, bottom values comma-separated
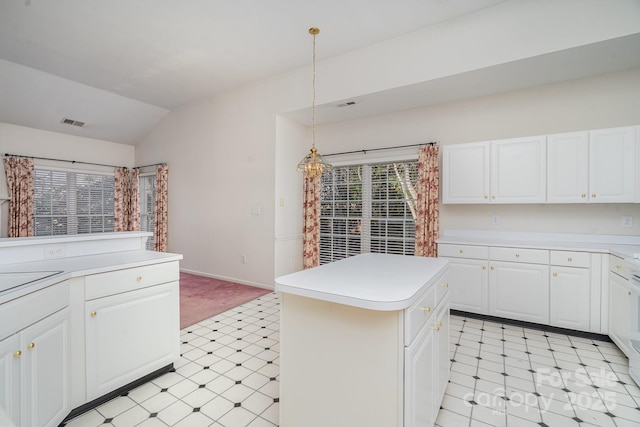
(179, 268, 275, 291)
(450, 310, 613, 343)
(60, 364, 174, 426)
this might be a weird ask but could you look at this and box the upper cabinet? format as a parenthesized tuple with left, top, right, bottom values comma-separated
(547, 127, 636, 203)
(442, 142, 490, 203)
(442, 137, 546, 204)
(443, 125, 639, 204)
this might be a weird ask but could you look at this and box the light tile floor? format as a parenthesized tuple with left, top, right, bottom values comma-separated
(62, 293, 640, 426)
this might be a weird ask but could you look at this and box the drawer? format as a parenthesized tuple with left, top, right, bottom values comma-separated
(85, 261, 179, 300)
(550, 251, 590, 268)
(404, 284, 436, 346)
(438, 244, 488, 260)
(609, 255, 630, 279)
(489, 247, 549, 265)
(0, 280, 69, 341)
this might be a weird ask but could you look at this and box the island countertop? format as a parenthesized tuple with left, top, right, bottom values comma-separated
(275, 253, 449, 311)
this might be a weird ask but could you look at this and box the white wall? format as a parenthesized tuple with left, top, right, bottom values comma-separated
(0, 123, 134, 237)
(316, 68, 640, 236)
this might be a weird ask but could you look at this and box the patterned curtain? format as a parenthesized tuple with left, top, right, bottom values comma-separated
(113, 167, 131, 232)
(130, 168, 140, 231)
(154, 164, 169, 252)
(302, 175, 321, 269)
(3, 157, 35, 237)
(414, 145, 440, 257)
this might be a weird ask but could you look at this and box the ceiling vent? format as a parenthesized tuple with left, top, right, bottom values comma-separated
(61, 118, 85, 127)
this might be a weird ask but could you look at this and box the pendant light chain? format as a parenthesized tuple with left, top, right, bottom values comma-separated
(311, 29, 317, 150)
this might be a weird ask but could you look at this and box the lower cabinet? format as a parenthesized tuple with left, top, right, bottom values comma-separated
(489, 261, 549, 324)
(609, 267, 631, 357)
(444, 258, 488, 314)
(0, 308, 70, 427)
(550, 266, 590, 330)
(85, 281, 180, 400)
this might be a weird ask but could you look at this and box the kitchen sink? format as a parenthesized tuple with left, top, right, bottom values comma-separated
(0, 271, 63, 293)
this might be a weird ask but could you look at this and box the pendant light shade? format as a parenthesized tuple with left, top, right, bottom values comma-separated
(297, 27, 332, 178)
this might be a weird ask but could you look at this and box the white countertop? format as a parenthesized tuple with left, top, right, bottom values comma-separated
(275, 253, 448, 311)
(0, 250, 183, 305)
(437, 229, 640, 260)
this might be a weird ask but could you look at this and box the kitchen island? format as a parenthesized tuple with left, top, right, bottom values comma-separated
(275, 253, 449, 427)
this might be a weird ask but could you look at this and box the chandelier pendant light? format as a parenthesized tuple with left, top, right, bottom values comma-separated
(297, 27, 332, 178)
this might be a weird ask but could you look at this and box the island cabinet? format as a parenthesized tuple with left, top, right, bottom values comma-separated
(84, 261, 180, 400)
(276, 253, 449, 427)
(0, 281, 70, 427)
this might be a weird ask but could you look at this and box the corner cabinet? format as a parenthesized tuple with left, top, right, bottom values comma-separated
(0, 282, 70, 427)
(84, 262, 180, 401)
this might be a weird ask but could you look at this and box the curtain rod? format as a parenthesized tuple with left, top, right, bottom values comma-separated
(3, 153, 126, 169)
(134, 162, 166, 169)
(323, 141, 437, 157)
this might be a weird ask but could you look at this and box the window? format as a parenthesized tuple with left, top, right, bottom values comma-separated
(319, 160, 418, 265)
(139, 174, 155, 250)
(34, 169, 115, 236)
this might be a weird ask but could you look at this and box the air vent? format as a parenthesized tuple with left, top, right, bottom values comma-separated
(337, 101, 357, 108)
(60, 118, 85, 127)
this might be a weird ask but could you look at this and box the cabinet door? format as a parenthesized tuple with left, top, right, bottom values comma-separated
(491, 136, 546, 203)
(404, 324, 436, 427)
(21, 308, 70, 427)
(443, 258, 488, 314)
(0, 334, 20, 426)
(442, 142, 490, 203)
(434, 300, 450, 412)
(608, 272, 631, 357)
(547, 132, 589, 203)
(589, 127, 635, 203)
(489, 261, 549, 324)
(85, 282, 180, 400)
(550, 266, 590, 331)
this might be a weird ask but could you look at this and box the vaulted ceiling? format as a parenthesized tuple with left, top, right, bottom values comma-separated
(1, 0, 639, 145)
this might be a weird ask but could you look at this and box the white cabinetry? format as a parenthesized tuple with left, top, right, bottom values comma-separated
(549, 251, 591, 331)
(491, 136, 546, 203)
(0, 282, 70, 427)
(438, 244, 489, 314)
(547, 127, 637, 203)
(489, 247, 549, 324)
(442, 142, 490, 203)
(608, 255, 631, 357)
(442, 136, 546, 204)
(84, 262, 180, 400)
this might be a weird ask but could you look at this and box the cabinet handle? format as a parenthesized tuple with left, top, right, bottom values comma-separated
(434, 325, 441, 332)
(490, 266, 495, 270)
(553, 272, 558, 277)
(437, 321, 443, 327)
(492, 196, 496, 199)
(13, 350, 22, 358)
(90, 311, 97, 317)
(592, 194, 596, 198)
(136, 275, 142, 281)
(567, 257, 572, 262)
(581, 194, 586, 198)
(482, 266, 486, 270)
(515, 253, 520, 258)
(27, 342, 35, 350)
(459, 249, 464, 254)
(422, 307, 431, 313)
(616, 265, 623, 269)
(442, 283, 449, 288)
(484, 195, 488, 199)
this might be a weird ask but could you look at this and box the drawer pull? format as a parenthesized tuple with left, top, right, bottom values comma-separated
(592, 194, 596, 198)
(442, 283, 449, 288)
(27, 342, 35, 350)
(422, 307, 431, 313)
(482, 266, 486, 270)
(90, 311, 97, 317)
(437, 321, 442, 327)
(492, 196, 496, 199)
(459, 249, 464, 254)
(616, 265, 623, 269)
(434, 325, 440, 332)
(581, 194, 586, 198)
(490, 266, 495, 270)
(136, 275, 142, 281)
(552, 272, 557, 277)
(13, 350, 22, 358)
(567, 257, 572, 262)
(484, 195, 488, 199)
(515, 253, 520, 258)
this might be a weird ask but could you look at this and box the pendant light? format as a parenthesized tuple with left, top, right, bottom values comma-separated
(297, 27, 332, 178)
